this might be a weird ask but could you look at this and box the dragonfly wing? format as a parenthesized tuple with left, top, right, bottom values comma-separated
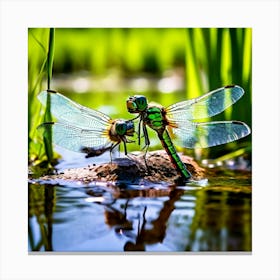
(38, 90, 111, 129)
(170, 121, 251, 148)
(166, 85, 245, 121)
(38, 122, 113, 153)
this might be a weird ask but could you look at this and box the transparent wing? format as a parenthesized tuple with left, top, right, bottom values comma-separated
(38, 122, 113, 153)
(166, 85, 244, 121)
(38, 90, 111, 129)
(170, 121, 251, 148)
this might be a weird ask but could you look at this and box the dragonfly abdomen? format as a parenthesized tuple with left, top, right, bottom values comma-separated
(158, 130, 191, 181)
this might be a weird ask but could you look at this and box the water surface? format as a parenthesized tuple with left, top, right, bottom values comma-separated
(28, 149, 251, 252)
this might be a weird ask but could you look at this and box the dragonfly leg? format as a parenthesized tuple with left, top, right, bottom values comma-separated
(109, 150, 113, 164)
(141, 124, 152, 174)
(123, 141, 128, 156)
(128, 115, 141, 145)
(122, 135, 135, 158)
(109, 142, 120, 164)
(138, 118, 142, 145)
(143, 123, 150, 147)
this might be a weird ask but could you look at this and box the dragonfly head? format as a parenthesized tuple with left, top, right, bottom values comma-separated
(115, 120, 135, 136)
(126, 95, 148, 113)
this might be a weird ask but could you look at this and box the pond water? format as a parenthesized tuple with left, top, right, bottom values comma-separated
(28, 148, 251, 253)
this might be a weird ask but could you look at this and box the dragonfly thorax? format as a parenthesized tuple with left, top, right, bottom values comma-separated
(145, 106, 167, 133)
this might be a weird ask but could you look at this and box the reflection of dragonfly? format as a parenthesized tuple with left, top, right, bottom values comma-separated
(37, 90, 135, 158)
(126, 85, 251, 181)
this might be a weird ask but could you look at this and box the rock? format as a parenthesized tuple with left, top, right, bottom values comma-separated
(38, 150, 206, 185)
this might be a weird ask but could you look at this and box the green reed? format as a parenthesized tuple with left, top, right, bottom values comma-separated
(185, 28, 252, 158)
(43, 28, 55, 163)
(28, 28, 56, 170)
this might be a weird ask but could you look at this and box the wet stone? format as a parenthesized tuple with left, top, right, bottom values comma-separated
(38, 150, 206, 186)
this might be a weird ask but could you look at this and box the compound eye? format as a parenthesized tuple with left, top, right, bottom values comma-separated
(115, 121, 127, 135)
(135, 95, 147, 111)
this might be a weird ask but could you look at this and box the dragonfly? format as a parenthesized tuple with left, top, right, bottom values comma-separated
(37, 90, 135, 159)
(126, 85, 251, 181)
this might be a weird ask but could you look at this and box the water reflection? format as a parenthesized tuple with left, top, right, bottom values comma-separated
(28, 173, 251, 252)
(28, 184, 55, 251)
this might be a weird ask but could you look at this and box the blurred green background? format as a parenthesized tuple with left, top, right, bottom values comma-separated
(28, 28, 252, 167)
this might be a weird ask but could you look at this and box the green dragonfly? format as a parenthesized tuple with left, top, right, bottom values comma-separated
(37, 90, 135, 158)
(126, 85, 251, 181)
